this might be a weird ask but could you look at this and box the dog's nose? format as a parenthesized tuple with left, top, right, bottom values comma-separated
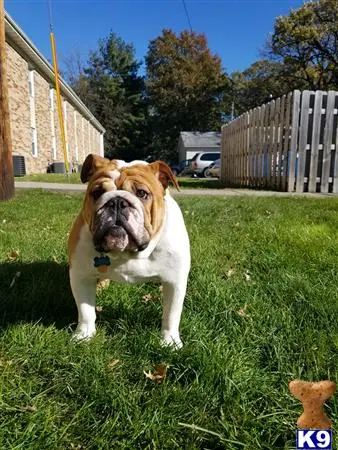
(118, 198, 128, 209)
(107, 197, 129, 210)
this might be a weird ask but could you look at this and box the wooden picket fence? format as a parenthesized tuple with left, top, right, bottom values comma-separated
(221, 90, 338, 193)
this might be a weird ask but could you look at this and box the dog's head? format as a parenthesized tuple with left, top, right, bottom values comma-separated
(81, 154, 179, 253)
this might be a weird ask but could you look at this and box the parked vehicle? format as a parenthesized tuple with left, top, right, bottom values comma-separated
(185, 152, 220, 177)
(205, 158, 221, 178)
(170, 159, 191, 177)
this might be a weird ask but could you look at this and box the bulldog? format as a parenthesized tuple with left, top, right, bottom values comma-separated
(68, 154, 190, 348)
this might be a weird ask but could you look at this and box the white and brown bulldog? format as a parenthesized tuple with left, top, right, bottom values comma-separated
(68, 154, 190, 348)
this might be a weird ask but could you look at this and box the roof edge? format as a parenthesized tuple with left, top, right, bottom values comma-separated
(5, 11, 105, 134)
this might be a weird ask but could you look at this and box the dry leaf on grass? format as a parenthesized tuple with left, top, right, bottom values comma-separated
(144, 364, 168, 383)
(244, 270, 251, 281)
(237, 304, 249, 320)
(95, 306, 103, 312)
(0, 359, 13, 367)
(23, 406, 37, 413)
(108, 359, 120, 369)
(9, 271, 21, 288)
(142, 293, 154, 303)
(97, 279, 110, 290)
(7, 250, 20, 261)
(226, 268, 235, 278)
(222, 268, 235, 279)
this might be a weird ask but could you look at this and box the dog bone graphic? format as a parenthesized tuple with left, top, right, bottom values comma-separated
(289, 379, 336, 429)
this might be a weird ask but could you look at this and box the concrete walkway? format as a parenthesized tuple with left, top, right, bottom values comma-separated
(15, 181, 335, 198)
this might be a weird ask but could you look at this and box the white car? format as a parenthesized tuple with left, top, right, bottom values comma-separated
(186, 152, 220, 177)
(205, 158, 221, 178)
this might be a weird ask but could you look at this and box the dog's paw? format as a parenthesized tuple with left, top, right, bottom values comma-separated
(161, 331, 183, 349)
(72, 326, 96, 342)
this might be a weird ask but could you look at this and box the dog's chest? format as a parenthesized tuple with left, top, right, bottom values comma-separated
(72, 229, 168, 283)
(98, 257, 160, 283)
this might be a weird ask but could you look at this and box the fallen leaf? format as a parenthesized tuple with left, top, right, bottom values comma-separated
(97, 279, 110, 290)
(7, 250, 20, 261)
(23, 406, 37, 413)
(0, 359, 13, 367)
(227, 268, 235, 278)
(9, 271, 21, 288)
(144, 364, 168, 383)
(222, 268, 235, 279)
(237, 304, 249, 320)
(108, 359, 119, 369)
(142, 293, 153, 303)
(96, 306, 103, 312)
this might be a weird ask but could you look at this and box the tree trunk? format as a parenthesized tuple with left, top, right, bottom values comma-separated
(0, 0, 14, 201)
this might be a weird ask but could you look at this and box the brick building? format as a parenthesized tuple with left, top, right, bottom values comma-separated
(5, 12, 105, 174)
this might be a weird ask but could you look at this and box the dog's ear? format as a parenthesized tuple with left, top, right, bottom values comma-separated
(81, 154, 110, 183)
(149, 161, 180, 191)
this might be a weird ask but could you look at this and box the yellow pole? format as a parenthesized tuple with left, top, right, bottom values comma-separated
(50, 31, 69, 174)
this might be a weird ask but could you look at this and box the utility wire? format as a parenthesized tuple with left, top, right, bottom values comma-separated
(182, 0, 193, 32)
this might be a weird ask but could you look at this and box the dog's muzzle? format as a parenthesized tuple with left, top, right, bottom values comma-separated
(93, 194, 149, 253)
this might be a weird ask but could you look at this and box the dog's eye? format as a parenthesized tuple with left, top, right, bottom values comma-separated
(136, 189, 149, 200)
(91, 187, 105, 201)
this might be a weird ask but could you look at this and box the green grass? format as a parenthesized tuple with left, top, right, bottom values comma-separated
(15, 174, 224, 189)
(177, 177, 224, 189)
(15, 173, 82, 184)
(0, 190, 337, 449)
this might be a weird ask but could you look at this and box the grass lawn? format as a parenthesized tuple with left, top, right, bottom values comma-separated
(15, 173, 82, 184)
(0, 190, 337, 449)
(15, 174, 224, 189)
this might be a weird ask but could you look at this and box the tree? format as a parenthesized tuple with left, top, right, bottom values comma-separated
(268, 0, 338, 90)
(67, 33, 148, 161)
(146, 29, 230, 162)
(230, 60, 290, 114)
(63, 49, 91, 106)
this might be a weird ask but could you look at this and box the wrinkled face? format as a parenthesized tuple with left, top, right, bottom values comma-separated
(81, 154, 179, 253)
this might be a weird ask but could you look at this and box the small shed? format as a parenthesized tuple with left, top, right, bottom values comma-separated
(177, 131, 221, 162)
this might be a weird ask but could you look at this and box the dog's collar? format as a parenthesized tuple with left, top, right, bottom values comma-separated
(94, 254, 111, 273)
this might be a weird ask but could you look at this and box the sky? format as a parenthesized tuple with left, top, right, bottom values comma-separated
(5, 0, 304, 77)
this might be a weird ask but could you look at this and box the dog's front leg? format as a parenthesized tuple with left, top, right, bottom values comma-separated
(161, 280, 187, 348)
(70, 269, 97, 341)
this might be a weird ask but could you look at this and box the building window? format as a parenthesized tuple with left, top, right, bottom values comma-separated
(31, 127, 38, 157)
(63, 100, 69, 160)
(49, 88, 54, 110)
(29, 71, 38, 156)
(50, 89, 57, 160)
(74, 110, 78, 162)
(52, 136, 57, 160)
(28, 70, 35, 98)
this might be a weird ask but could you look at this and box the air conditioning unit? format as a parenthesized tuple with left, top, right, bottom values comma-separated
(51, 162, 66, 173)
(13, 155, 26, 177)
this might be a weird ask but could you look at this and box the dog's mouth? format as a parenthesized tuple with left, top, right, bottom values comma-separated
(92, 196, 149, 253)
